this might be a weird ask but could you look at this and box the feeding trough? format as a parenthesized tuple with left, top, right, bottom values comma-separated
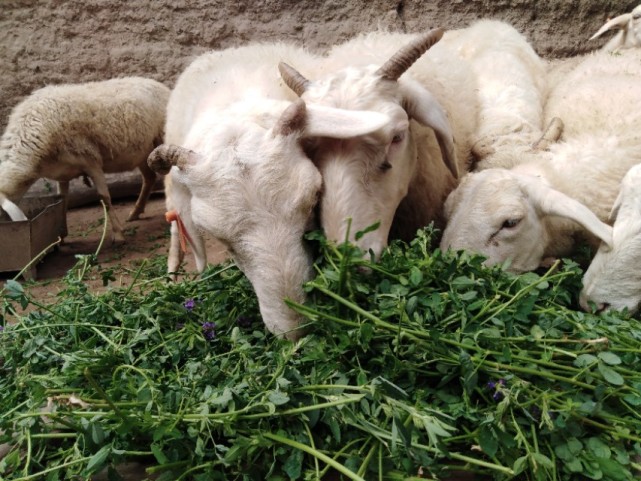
(0, 195, 67, 280)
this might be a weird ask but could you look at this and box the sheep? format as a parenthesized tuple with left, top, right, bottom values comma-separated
(157, 43, 390, 340)
(279, 20, 546, 258)
(0, 77, 170, 242)
(440, 48, 641, 273)
(579, 164, 641, 314)
(445, 21, 548, 171)
(279, 27, 477, 258)
(589, 4, 641, 52)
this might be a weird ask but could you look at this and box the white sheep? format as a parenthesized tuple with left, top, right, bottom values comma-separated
(440, 48, 641, 272)
(157, 43, 389, 340)
(580, 164, 641, 314)
(0, 77, 170, 242)
(589, 4, 641, 52)
(445, 20, 548, 170)
(279, 20, 546, 258)
(279, 27, 477, 258)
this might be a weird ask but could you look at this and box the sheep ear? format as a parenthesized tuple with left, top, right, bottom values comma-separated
(302, 104, 390, 139)
(517, 176, 613, 248)
(608, 190, 623, 224)
(589, 13, 632, 40)
(399, 80, 459, 179)
(1, 197, 28, 221)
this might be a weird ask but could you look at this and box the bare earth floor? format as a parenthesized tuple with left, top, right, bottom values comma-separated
(0, 195, 230, 307)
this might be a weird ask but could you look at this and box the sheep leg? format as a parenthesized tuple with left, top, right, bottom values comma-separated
(126, 162, 156, 221)
(84, 167, 125, 244)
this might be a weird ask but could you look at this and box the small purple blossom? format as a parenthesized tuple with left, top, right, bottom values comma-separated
(183, 298, 197, 311)
(487, 378, 507, 402)
(236, 315, 253, 328)
(0, 325, 4, 333)
(202, 321, 216, 340)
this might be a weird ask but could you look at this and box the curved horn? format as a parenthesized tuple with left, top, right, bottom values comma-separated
(532, 117, 564, 151)
(589, 13, 632, 40)
(279, 62, 310, 97)
(147, 144, 196, 174)
(273, 99, 307, 137)
(376, 27, 444, 81)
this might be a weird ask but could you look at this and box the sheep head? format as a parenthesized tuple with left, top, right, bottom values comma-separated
(580, 164, 641, 315)
(440, 169, 613, 273)
(279, 28, 457, 259)
(154, 99, 388, 340)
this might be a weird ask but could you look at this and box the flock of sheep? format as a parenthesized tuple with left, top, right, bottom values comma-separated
(1, 6, 640, 340)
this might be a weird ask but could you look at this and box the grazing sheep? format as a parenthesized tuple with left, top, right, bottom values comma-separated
(589, 4, 641, 52)
(440, 48, 641, 272)
(158, 43, 389, 340)
(0, 77, 169, 242)
(580, 164, 641, 314)
(280, 21, 543, 258)
(279, 27, 476, 258)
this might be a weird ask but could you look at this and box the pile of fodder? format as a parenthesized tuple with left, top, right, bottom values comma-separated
(1, 228, 640, 481)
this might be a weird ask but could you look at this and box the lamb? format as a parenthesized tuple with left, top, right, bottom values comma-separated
(157, 43, 389, 340)
(0, 77, 170, 242)
(279, 27, 476, 258)
(580, 164, 641, 314)
(589, 4, 641, 52)
(440, 48, 641, 272)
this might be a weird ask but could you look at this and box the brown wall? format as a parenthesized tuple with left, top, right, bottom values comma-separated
(0, 0, 636, 131)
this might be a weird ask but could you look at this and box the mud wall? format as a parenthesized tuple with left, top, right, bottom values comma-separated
(0, 0, 637, 132)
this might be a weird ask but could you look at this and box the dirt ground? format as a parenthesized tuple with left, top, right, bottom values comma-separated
(0, 194, 230, 306)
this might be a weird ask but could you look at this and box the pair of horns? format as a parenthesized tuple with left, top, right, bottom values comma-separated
(279, 27, 445, 96)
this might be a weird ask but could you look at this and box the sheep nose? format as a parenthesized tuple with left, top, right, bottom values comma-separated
(596, 302, 610, 313)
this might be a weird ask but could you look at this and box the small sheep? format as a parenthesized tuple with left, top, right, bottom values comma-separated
(580, 164, 641, 314)
(589, 4, 641, 52)
(0, 77, 170, 242)
(280, 27, 477, 257)
(159, 43, 389, 339)
(440, 48, 641, 272)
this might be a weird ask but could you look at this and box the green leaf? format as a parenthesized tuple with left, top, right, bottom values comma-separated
(355, 222, 380, 240)
(587, 437, 611, 459)
(594, 458, 629, 481)
(574, 354, 598, 368)
(598, 362, 624, 386)
(85, 445, 111, 474)
(478, 425, 498, 457)
(598, 351, 622, 365)
(409, 267, 423, 287)
(283, 449, 303, 480)
(268, 391, 290, 406)
(531, 452, 554, 470)
(151, 443, 168, 464)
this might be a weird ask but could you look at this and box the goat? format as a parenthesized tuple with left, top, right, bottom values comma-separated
(0, 77, 169, 242)
(279, 27, 476, 257)
(157, 43, 389, 339)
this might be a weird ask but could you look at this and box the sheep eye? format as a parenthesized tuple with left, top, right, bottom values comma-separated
(502, 218, 521, 229)
(391, 133, 404, 144)
(380, 160, 392, 172)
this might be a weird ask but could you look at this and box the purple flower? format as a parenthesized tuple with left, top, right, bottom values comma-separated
(487, 378, 507, 402)
(202, 321, 216, 340)
(0, 325, 4, 333)
(236, 315, 252, 328)
(183, 298, 197, 311)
